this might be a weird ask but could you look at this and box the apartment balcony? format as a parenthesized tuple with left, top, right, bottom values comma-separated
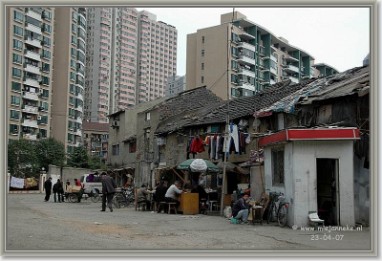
(284, 64, 300, 74)
(288, 76, 299, 83)
(74, 105, 83, 113)
(238, 68, 256, 78)
(238, 30, 256, 40)
(270, 67, 278, 76)
(24, 64, 41, 75)
(22, 104, 39, 114)
(26, 8, 43, 21)
(270, 79, 277, 85)
(258, 75, 269, 83)
(25, 22, 42, 35)
(25, 37, 42, 48)
(23, 78, 40, 88)
(75, 129, 82, 137)
(75, 117, 82, 124)
(237, 54, 256, 66)
(24, 50, 41, 62)
(271, 55, 278, 63)
(237, 81, 256, 92)
(22, 133, 37, 141)
(284, 55, 299, 62)
(22, 91, 39, 101)
(22, 119, 38, 128)
(76, 92, 83, 101)
(237, 42, 256, 52)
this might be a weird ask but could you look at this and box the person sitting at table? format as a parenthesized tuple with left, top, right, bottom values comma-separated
(154, 181, 168, 213)
(136, 184, 151, 211)
(164, 180, 184, 208)
(232, 193, 250, 224)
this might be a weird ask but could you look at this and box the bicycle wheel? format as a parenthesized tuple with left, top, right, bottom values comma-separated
(277, 204, 288, 227)
(91, 193, 100, 203)
(112, 194, 122, 209)
(68, 193, 78, 203)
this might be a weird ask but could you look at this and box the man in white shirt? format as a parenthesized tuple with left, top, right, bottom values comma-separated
(164, 180, 183, 207)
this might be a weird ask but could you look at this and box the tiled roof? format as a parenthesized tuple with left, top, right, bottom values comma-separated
(82, 121, 109, 132)
(155, 65, 369, 135)
(256, 65, 370, 115)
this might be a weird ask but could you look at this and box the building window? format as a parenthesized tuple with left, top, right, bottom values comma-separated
(12, 68, 22, 78)
(201, 76, 204, 84)
(42, 49, 51, 59)
(10, 96, 21, 106)
(11, 81, 21, 92)
(129, 142, 136, 153)
(201, 63, 204, 70)
(202, 36, 205, 43)
(13, 39, 23, 50)
(13, 10, 24, 23)
(13, 53, 22, 64)
(146, 112, 150, 121)
(13, 25, 23, 37)
(112, 144, 119, 155)
(272, 148, 284, 185)
(9, 124, 19, 135)
(201, 49, 205, 57)
(10, 110, 20, 120)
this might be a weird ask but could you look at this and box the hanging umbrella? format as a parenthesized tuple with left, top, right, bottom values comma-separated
(177, 159, 220, 173)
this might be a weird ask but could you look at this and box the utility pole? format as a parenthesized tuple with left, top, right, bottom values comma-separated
(220, 8, 235, 216)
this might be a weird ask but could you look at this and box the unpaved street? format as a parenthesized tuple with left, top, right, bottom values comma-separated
(4, 193, 373, 256)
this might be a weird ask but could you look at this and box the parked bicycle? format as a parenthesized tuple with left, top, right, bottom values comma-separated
(112, 187, 135, 208)
(266, 191, 289, 227)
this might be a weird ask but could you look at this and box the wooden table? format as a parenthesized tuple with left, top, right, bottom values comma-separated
(178, 193, 199, 215)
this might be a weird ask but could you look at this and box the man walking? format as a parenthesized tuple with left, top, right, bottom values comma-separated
(100, 172, 117, 212)
(44, 177, 52, 202)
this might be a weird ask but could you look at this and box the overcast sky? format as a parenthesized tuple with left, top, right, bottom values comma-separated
(137, 7, 370, 76)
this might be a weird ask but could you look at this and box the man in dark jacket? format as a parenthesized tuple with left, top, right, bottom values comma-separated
(52, 179, 63, 203)
(101, 172, 117, 212)
(232, 193, 250, 224)
(154, 181, 168, 213)
(44, 177, 52, 202)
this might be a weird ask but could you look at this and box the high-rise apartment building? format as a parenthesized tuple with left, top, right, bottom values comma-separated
(186, 11, 337, 100)
(165, 75, 186, 97)
(6, 7, 54, 142)
(312, 63, 339, 77)
(50, 7, 86, 154)
(85, 8, 177, 123)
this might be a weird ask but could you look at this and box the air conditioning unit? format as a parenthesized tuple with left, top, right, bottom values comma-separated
(37, 116, 42, 120)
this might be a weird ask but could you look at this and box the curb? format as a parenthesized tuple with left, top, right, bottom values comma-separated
(8, 191, 41, 194)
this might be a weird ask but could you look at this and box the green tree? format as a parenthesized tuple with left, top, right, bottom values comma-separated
(35, 138, 66, 171)
(8, 139, 38, 178)
(68, 146, 89, 168)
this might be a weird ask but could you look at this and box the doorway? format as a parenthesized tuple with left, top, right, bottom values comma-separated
(316, 158, 339, 226)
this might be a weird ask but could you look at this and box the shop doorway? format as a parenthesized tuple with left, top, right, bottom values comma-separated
(316, 158, 339, 226)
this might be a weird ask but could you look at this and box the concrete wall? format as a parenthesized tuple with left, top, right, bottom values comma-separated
(48, 164, 92, 185)
(354, 156, 370, 225)
(264, 140, 355, 227)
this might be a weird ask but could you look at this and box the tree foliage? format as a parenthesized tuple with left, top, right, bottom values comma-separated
(35, 138, 66, 171)
(67, 146, 89, 168)
(8, 138, 66, 178)
(8, 139, 38, 178)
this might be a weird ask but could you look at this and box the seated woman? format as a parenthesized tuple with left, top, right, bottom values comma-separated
(231, 193, 250, 224)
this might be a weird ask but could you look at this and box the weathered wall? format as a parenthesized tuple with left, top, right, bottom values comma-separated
(264, 140, 355, 227)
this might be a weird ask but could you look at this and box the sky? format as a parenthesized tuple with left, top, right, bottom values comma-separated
(137, 7, 370, 76)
